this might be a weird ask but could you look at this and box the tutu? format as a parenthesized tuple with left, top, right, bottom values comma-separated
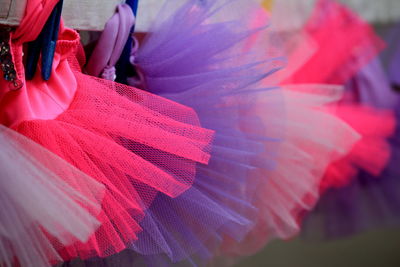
(307, 3, 395, 191)
(283, 0, 385, 85)
(77, 0, 360, 264)
(0, 125, 104, 266)
(0, 0, 213, 260)
(85, 0, 283, 264)
(274, 0, 395, 191)
(219, 86, 359, 256)
(302, 25, 400, 239)
(219, 0, 395, 254)
(320, 104, 395, 191)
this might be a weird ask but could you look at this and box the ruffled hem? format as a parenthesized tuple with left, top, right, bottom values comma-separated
(0, 125, 104, 266)
(13, 72, 214, 260)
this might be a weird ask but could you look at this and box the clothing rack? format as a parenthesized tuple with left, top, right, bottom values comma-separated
(2, 0, 400, 32)
(0, 0, 120, 30)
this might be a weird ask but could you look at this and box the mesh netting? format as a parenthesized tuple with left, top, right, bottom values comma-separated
(3, 0, 214, 264)
(220, 88, 360, 256)
(11, 66, 213, 260)
(282, 0, 397, 241)
(0, 125, 104, 267)
(302, 103, 400, 240)
(62, 0, 363, 263)
(283, 0, 385, 85)
(302, 50, 400, 239)
(321, 105, 395, 191)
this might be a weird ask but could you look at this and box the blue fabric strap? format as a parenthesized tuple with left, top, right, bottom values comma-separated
(115, 0, 139, 84)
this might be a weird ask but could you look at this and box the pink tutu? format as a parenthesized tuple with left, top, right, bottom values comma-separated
(282, 0, 395, 191)
(321, 105, 395, 191)
(0, 0, 214, 261)
(220, 86, 359, 256)
(283, 0, 385, 85)
(218, 0, 389, 256)
(264, 0, 395, 193)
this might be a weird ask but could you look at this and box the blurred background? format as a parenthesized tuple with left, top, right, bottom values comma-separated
(237, 227, 400, 267)
(234, 1, 400, 266)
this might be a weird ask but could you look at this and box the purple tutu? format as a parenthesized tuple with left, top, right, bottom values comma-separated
(72, 0, 283, 265)
(126, 0, 283, 263)
(67, 0, 360, 265)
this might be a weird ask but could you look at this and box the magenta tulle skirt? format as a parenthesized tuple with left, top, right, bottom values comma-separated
(16, 72, 214, 260)
(1, 24, 214, 262)
(232, 0, 400, 242)
(302, 24, 400, 239)
(277, 0, 395, 193)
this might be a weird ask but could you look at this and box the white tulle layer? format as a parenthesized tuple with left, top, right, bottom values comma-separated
(221, 85, 360, 255)
(0, 125, 104, 267)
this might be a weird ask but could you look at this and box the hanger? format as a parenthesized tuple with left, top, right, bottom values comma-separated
(115, 0, 139, 84)
(25, 0, 64, 81)
(0, 0, 122, 31)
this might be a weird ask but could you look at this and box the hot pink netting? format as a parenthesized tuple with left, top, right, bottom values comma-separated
(279, 0, 395, 193)
(12, 71, 214, 260)
(320, 105, 395, 191)
(283, 0, 385, 85)
(0, 19, 214, 260)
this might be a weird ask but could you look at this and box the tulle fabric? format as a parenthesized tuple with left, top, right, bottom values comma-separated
(126, 0, 283, 263)
(302, 138, 400, 240)
(128, 0, 358, 262)
(275, 0, 395, 191)
(1, 18, 214, 261)
(303, 98, 400, 240)
(307, 3, 395, 191)
(271, 0, 397, 240)
(15, 68, 213, 261)
(219, 87, 360, 256)
(59, 0, 359, 265)
(0, 125, 104, 267)
(283, 0, 385, 85)
(301, 29, 400, 239)
(320, 105, 395, 191)
(60, 88, 360, 265)
(342, 59, 399, 110)
(58, 0, 366, 264)
(212, 0, 366, 256)
(218, 0, 395, 255)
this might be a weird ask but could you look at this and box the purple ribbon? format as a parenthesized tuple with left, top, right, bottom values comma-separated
(86, 4, 135, 81)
